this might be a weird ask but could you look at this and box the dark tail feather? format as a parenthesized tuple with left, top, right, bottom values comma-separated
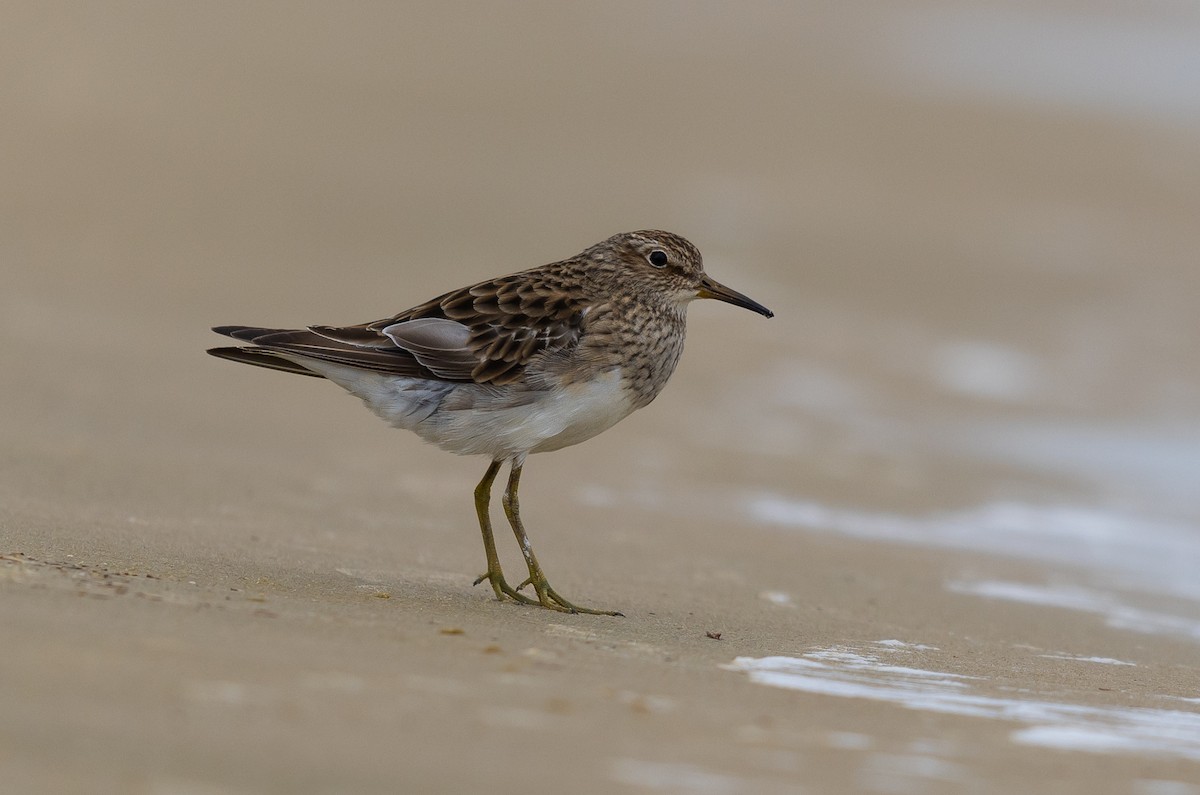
(212, 325, 294, 343)
(209, 325, 427, 377)
(207, 347, 325, 378)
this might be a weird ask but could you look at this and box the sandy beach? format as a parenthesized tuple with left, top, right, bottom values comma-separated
(3, 3, 1199, 793)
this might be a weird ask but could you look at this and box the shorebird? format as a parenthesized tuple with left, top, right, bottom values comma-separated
(209, 230, 773, 614)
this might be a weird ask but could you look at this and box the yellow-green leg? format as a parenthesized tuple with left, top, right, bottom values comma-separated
(501, 459, 622, 616)
(471, 459, 538, 605)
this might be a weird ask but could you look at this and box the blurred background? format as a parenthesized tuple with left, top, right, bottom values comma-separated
(5, 0, 1196, 530)
(3, 1, 1199, 790)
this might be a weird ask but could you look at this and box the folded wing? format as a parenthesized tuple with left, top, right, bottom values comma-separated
(208, 272, 588, 385)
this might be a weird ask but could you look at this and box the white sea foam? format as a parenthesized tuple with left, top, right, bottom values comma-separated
(724, 648, 1200, 762)
(951, 422, 1200, 519)
(948, 580, 1200, 644)
(1038, 654, 1136, 667)
(748, 497, 1200, 606)
(874, 640, 938, 651)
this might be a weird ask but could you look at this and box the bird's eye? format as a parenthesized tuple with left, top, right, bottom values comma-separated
(648, 250, 668, 268)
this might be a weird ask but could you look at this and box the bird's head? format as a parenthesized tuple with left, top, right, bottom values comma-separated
(593, 230, 774, 318)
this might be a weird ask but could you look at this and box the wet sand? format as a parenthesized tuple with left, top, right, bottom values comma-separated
(3, 3, 1199, 793)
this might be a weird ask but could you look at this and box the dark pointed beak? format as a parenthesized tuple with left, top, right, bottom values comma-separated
(696, 274, 774, 318)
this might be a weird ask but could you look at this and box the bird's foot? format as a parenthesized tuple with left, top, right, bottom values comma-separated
(515, 576, 623, 616)
(473, 570, 539, 606)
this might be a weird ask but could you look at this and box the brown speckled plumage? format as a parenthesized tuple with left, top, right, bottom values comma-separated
(209, 230, 772, 614)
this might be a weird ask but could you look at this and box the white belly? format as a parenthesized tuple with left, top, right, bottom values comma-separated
(428, 369, 636, 457)
(525, 371, 637, 453)
(298, 358, 636, 460)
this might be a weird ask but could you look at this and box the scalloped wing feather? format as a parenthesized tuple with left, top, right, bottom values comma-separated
(219, 271, 589, 386)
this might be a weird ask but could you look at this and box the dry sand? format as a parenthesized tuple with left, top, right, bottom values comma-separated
(3, 3, 1199, 793)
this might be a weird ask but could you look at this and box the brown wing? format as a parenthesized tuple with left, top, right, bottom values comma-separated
(211, 271, 588, 385)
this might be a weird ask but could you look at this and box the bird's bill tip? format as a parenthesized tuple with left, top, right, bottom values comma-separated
(696, 276, 774, 318)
